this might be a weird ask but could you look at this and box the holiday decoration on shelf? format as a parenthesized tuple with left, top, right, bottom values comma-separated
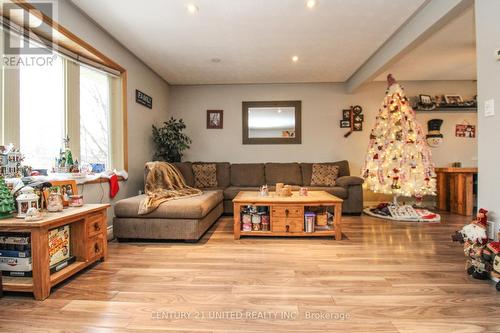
(340, 105, 364, 137)
(452, 209, 500, 288)
(0, 177, 15, 219)
(54, 136, 80, 173)
(362, 74, 436, 202)
(426, 119, 444, 147)
(0, 144, 24, 178)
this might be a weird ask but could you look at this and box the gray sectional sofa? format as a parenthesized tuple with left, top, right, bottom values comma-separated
(113, 161, 363, 241)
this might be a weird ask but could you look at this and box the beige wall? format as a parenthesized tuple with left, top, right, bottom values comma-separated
(475, 0, 500, 222)
(44, 1, 171, 224)
(170, 80, 476, 203)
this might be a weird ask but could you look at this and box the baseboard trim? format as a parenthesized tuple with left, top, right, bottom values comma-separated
(107, 225, 114, 241)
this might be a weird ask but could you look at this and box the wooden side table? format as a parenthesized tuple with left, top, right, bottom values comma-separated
(0, 204, 110, 300)
(435, 167, 477, 216)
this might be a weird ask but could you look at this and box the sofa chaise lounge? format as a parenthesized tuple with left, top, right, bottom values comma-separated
(113, 160, 363, 241)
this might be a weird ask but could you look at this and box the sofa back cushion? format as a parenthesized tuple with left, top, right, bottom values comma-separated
(301, 161, 350, 186)
(192, 162, 230, 188)
(172, 162, 195, 187)
(192, 163, 218, 188)
(230, 163, 265, 186)
(265, 163, 302, 185)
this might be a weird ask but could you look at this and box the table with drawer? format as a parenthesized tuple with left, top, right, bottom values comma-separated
(0, 204, 110, 300)
(233, 191, 343, 240)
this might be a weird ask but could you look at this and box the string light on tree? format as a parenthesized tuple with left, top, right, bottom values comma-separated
(361, 74, 436, 204)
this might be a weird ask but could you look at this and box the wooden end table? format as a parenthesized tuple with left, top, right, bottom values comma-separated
(435, 167, 477, 216)
(0, 204, 110, 300)
(233, 191, 343, 240)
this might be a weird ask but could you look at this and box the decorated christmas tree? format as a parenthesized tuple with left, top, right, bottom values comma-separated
(362, 75, 436, 203)
(0, 177, 15, 219)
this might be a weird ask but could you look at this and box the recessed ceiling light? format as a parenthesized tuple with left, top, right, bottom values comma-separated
(186, 3, 198, 14)
(306, 0, 317, 9)
(211, 58, 221, 63)
(292, 55, 299, 62)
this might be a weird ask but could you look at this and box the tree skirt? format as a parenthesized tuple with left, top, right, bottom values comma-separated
(363, 204, 441, 223)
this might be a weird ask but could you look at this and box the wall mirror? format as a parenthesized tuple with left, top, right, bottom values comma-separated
(242, 101, 301, 144)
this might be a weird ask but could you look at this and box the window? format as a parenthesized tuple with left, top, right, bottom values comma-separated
(19, 55, 64, 169)
(80, 66, 110, 167)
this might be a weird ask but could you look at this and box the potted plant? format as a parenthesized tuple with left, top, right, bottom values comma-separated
(152, 117, 192, 162)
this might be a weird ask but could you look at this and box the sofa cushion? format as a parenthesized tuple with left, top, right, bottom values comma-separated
(301, 161, 350, 186)
(310, 164, 339, 186)
(193, 163, 218, 188)
(308, 186, 348, 199)
(223, 186, 260, 200)
(230, 163, 265, 186)
(265, 163, 302, 185)
(172, 162, 194, 187)
(114, 190, 223, 219)
(192, 162, 230, 188)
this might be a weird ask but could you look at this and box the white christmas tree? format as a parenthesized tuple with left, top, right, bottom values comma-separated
(362, 75, 436, 203)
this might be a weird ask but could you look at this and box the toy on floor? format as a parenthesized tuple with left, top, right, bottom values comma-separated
(482, 241, 500, 291)
(452, 208, 497, 283)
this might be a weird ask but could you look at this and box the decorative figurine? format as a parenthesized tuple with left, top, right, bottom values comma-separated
(452, 209, 490, 280)
(482, 241, 500, 291)
(47, 188, 64, 212)
(15, 186, 39, 218)
(426, 119, 444, 148)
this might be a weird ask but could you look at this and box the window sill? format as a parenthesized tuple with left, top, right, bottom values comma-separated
(83, 176, 126, 185)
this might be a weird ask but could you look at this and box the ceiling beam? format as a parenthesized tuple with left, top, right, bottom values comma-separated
(345, 0, 473, 93)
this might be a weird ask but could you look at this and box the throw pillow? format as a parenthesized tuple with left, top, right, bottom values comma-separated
(310, 164, 339, 186)
(192, 163, 218, 188)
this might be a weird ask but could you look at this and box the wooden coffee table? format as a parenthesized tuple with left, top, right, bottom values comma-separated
(233, 191, 343, 240)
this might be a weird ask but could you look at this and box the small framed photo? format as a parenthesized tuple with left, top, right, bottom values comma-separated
(419, 94, 433, 105)
(340, 120, 351, 128)
(207, 110, 223, 129)
(43, 180, 78, 207)
(444, 95, 463, 104)
(342, 109, 351, 120)
(354, 114, 364, 122)
(353, 122, 363, 131)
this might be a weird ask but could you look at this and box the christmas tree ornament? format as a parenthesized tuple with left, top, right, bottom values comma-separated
(0, 177, 15, 219)
(426, 119, 444, 147)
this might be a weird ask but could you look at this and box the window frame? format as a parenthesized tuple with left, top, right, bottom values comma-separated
(0, 1, 128, 172)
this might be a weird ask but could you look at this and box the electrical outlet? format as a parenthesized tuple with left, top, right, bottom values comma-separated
(485, 99, 495, 117)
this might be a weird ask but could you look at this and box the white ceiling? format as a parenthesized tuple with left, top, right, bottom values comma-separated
(71, 0, 428, 85)
(376, 6, 476, 81)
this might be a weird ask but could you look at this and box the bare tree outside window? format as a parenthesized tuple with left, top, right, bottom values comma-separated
(80, 66, 110, 168)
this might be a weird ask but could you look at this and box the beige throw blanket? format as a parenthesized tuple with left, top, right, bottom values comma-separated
(138, 161, 202, 215)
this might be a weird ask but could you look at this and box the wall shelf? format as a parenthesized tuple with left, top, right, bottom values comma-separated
(415, 107, 477, 113)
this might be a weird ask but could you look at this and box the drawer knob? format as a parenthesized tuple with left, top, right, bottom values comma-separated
(94, 243, 100, 253)
(286, 225, 290, 233)
(285, 209, 289, 216)
(94, 222, 100, 231)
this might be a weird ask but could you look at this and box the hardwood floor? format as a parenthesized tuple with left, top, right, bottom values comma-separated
(0, 213, 499, 332)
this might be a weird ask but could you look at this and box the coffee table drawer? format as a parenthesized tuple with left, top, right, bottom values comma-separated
(272, 218, 303, 233)
(271, 206, 304, 218)
(87, 234, 105, 260)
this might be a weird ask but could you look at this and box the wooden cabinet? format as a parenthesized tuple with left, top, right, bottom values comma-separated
(0, 204, 110, 300)
(233, 191, 343, 240)
(436, 167, 477, 216)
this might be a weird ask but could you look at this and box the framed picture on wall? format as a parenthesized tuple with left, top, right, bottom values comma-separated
(207, 110, 223, 129)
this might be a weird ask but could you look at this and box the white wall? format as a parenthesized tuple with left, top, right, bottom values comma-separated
(169, 80, 476, 203)
(475, 0, 500, 222)
(45, 1, 170, 224)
